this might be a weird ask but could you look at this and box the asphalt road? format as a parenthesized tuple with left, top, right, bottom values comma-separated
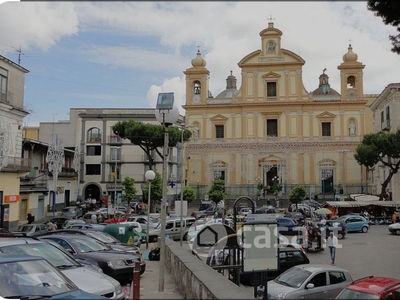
(236, 223, 400, 296)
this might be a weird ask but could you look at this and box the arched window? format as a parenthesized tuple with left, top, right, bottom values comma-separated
(347, 76, 355, 88)
(194, 81, 201, 94)
(87, 127, 101, 143)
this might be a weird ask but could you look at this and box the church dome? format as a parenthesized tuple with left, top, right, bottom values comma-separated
(215, 71, 239, 98)
(311, 69, 340, 96)
(342, 45, 358, 62)
(191, 50, 206, 67)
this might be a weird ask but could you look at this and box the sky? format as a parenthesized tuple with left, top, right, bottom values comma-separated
(0, 1, 399, 127)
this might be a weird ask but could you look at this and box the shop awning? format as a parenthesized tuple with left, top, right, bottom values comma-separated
(364, 200, 400, 207)
(324, 201, 362, 208)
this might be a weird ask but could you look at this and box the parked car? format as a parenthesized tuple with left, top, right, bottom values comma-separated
(335, 276, 400, 300)
(323, 219, 347, 239)
(0, 253, 105, 299)
(65, 223, 106, 231)
(62, 219, 86, 229)
(82, 211, 103, 224)
(277, 217, 301, 235)
(60, 206, 83, 219)
(47, 217, 69, 229)
(148, 217, 196, 242)
(125, 215, 159, 232)
(264, 264, 353, 300)
(339, 214, 369, 233)
(43, 229, 142, 254)
(0, 237, 125, 299)
(40, 234, 145, 283)
(388, 222, 400, 235)
(13, 223, 48, 236)
(225, 247, 310, 286)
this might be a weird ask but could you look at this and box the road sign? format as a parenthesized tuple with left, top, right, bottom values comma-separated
(169, 181, 176, 188)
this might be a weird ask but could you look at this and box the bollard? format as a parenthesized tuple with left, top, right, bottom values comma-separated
(130, 261, 141, 300)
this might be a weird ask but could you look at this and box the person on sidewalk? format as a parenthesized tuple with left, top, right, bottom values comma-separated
(327, 231, 338, 265)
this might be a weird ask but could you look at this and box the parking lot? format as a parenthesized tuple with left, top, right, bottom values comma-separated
(241, 223, 400, 296)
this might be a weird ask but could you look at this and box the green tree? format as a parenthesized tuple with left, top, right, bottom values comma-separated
(183, 186, 196, 202)
(354, 129, 400, 200)
(288, 185, 307, 210)
(208, 179, 226, 205)
(142, 171, 163, 213)
(367, 1, 400, 54)
(112, 121, 192, 169)
(121, 177, 137, 201)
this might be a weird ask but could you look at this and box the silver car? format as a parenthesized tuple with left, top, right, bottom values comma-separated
(0, 237, 125, 299)
(265, 264, 353, 299)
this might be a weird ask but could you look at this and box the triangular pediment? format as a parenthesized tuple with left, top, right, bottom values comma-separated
(210, 114, 228, 121)
(262, 71, 281, 79)
(316, 111, 337, 119)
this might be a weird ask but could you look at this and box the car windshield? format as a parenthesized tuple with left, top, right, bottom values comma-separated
(71, 238, 110, 253)
(16, 226, 33, 232)
(0, 259, 77, 298)
(0, 243, 80, 268)
(336, 289, 379, 299)
(87, 231, 119, 244)
(274, 267, 311, 288)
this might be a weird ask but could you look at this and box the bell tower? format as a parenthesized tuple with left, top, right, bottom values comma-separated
(183, 49, 210, 105)
(337, 44, 365, 101)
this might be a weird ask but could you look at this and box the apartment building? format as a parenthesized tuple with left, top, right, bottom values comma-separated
(369, 83, 400, 201)
(0, 55, 30, 230)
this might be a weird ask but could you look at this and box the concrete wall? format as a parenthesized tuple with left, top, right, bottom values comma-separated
(165, 239, 252, 300)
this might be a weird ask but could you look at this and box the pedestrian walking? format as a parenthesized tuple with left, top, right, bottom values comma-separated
(27, 211, 34, 224)
(327, 231, 338, 265)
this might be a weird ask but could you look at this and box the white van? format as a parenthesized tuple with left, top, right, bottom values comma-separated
(148, 217, 196, 242)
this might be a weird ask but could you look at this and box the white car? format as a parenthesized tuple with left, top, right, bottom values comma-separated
(118, 221, 144, 233)
(388, 222, 400, 235)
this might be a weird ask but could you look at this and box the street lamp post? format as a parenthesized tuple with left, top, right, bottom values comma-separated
(112, 146, 121, 214)
(155, 92, 179, 292)
(273, 176, 280, 208)
(145, 170, 155, 249)
(73, 142, 81, 203)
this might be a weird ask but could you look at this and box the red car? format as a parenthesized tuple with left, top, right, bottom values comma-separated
(335, 276, 400, 300)
(104, 212, 128, 223)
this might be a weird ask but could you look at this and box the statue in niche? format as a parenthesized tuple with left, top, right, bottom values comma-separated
(348, 121, 356, 136)
(268, 41, 276, 52)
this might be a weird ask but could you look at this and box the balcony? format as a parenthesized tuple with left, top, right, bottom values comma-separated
(1, 157, 31, 172)
(108, 135, 122, 144)
(107, 155, 121, 163)
(381, 119, 391, 131)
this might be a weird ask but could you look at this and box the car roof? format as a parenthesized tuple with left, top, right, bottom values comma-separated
(345, 276, 400, 294)
(41, 234, 90, 240)
(0, 253, 43, 263)
(0, 237, 44, 246)
(294, 264, 348, 272)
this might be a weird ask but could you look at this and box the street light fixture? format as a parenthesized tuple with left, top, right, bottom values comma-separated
(145, 169, 155, 249)
(155, 92, 179, 292)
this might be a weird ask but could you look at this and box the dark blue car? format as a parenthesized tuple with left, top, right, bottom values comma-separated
(277, 217, 301, 235)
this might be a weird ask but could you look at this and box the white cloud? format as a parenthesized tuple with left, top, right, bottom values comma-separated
(0, 1, 399, 124)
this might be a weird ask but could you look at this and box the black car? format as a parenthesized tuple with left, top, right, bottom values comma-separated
(222, 247, 310, 286)
(43, 229, 141, 254)
(323, 219, 347, 239)
(40, 234, 145, 283)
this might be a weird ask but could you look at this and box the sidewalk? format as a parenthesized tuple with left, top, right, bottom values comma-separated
(123, 243, 184, 299)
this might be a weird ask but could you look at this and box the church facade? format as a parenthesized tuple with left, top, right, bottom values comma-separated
(183, 22, 376, 200)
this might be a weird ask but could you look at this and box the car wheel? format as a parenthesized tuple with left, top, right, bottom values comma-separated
(361, 226, 368, 233)
(248, 273, 261, 286)
(395, 229, 400, 235)
(338, 232, 345, 240)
